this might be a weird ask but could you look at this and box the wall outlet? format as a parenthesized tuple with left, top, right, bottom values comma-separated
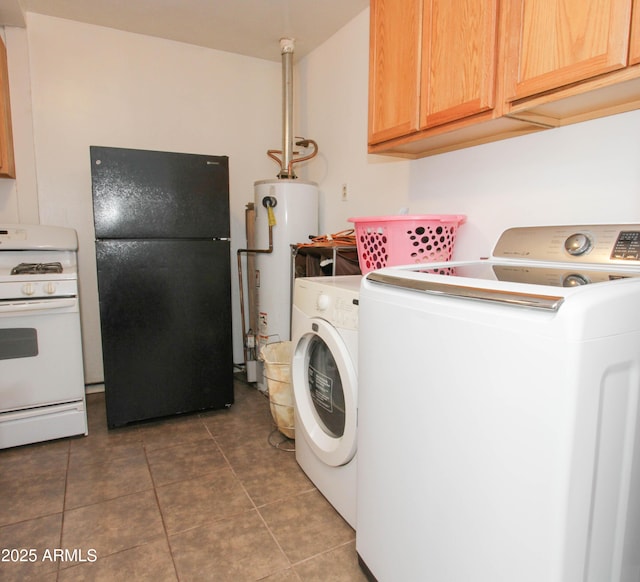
(341, 183, 348, 201)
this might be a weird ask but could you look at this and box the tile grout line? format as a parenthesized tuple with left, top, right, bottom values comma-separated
(202, 418, 263, 513)
(142, 440, 181, 581)
(202, 417, 302, 580)
(62, 412, 177, 578)
(202, 413, 351, 580)
(4, 387, 355, 580)
(213, 387, 357, 561)
(57, 440, 72, 581)
(289, 537, 358, 569)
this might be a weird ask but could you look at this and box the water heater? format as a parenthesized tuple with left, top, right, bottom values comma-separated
(254, 178, 318, 391)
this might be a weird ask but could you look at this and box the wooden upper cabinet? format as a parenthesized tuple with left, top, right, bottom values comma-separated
(368, 0, 640, 157)
(421, 0, 499, 128)
(630, 0, 640, 65)
(505, 0, 633, 102)
(0, 36, 14, 179)
(368, 0, 500, 145)
(368, 0, 422, 144)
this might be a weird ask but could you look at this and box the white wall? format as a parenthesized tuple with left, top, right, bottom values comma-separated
(299, 10, 410, 233)
(5, 8, 640, 386)
(301, 9, 640, 262)
(0, 26, 39, 224)
(19, 14, 283, 384)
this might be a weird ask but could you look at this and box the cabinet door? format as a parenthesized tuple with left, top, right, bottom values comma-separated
(368, 0, 422, 144)
(506, 0, 632, 102)
(421, 0, 499, 128)
(0, 37, 14, 179)
(630, 0, 640, 64)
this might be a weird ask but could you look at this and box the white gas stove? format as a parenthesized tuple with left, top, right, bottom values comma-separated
(0, 224, 87, 449)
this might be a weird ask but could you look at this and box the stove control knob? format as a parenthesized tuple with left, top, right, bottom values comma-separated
(317, 293, 330, 311)
(22, 283, 35, 296)
(564, 233, 592, 256)
(44, 282, 57, 294)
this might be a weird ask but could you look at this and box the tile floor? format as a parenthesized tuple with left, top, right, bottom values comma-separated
(0, 377, 368, 581)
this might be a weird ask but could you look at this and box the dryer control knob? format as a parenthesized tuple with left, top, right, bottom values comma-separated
(317, 293, 330, 311)
(564, 233, 592, 256)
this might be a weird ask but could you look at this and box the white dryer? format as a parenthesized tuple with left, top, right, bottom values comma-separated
(291, 275, 360, 528)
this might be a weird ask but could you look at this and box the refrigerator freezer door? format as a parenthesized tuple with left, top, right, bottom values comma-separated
(91, 146, 230, 239)
(95, 239, 233, 427)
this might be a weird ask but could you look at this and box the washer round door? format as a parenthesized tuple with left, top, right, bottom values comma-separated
(292, 317, 357, 467)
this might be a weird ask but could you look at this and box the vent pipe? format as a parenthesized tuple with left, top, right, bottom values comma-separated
(279, 38, 295, 179)
(266, 38, 318, 178)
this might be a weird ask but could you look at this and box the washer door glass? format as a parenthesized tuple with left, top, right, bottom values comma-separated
(308, 335, 345, 438)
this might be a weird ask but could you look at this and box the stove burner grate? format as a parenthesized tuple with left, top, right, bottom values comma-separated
(10, 262, 64, 275)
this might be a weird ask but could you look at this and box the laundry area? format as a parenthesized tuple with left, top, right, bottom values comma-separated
(2, 1, 640, 580)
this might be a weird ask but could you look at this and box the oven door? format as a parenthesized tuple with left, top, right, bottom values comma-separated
(0, 298, 85, 411)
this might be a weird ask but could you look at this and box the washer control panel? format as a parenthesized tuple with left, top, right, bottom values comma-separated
(311, 290, 359, 330)
(493, 224, 640, 265)
(611, 231, 640, 260)
(293, 276, 361, 331)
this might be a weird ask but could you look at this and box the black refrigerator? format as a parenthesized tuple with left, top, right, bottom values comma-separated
(91, 146, 234, 428)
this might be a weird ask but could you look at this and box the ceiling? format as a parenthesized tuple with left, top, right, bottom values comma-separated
(0, 0, 369, 62)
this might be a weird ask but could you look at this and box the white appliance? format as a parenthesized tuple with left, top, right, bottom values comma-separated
(0, 224, 87, 449)
(291, 275, 360, 528)
(254, 179, 318, 391)
(357, 224, 640, 582)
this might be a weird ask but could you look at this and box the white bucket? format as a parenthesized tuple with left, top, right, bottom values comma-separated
(261, 341, 295, 439)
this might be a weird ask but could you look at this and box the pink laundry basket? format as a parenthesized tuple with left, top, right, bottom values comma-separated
(348, 214, 466, 274)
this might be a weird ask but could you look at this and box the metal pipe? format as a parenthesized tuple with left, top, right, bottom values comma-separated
(288, 138, 318, 177)
(245, 204, 257, 337)
(279, 38, 295, 179)
(237, 202, 275, 365)
(267, 137, 319, 178)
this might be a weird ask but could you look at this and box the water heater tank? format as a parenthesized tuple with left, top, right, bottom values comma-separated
(254, 179, 318, 391)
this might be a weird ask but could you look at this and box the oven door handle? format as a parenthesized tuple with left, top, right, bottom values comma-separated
(0, 298, 78, 314)
(367, 272, 564, 311)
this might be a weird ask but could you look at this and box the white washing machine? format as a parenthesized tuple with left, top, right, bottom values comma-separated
(291, 275, 361, 528)
(357, 224, 640, 582)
